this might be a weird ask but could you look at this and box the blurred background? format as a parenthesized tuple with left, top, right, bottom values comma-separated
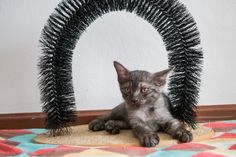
(0, 0, 236, 113)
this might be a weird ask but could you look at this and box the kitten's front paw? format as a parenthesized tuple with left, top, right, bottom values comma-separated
(174, 128, 193, 143)
(88, 119, 105, 131)
(105, 120, 120, 134)
(139, 133, 159, 147)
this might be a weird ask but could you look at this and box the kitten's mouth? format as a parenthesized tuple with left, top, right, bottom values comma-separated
(134, 103, 141, 107)
(131, 100, 145, 108)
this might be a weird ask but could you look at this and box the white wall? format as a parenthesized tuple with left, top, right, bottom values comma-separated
(0, 0, 236, 113)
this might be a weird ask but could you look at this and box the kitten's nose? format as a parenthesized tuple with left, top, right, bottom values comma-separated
(131, 99, 138, 104)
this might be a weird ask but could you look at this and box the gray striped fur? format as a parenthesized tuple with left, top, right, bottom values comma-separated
(89, 61, 192, 147)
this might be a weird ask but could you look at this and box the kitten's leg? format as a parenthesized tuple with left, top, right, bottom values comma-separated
(88, 114, 110, 131)
(130, 120, 159, 147)
(164, 119, 193, 143)
(89, 103, 127, 131)
(105, 120, 130, 134)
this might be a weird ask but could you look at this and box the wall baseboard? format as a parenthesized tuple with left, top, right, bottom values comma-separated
(0, 104, 236, 129)
(196, 104, 236, 122)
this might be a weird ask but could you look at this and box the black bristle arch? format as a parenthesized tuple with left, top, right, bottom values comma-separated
(39, 0, 203, 135)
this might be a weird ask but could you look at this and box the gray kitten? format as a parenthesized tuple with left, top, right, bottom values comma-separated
(89, 61, 192, 147)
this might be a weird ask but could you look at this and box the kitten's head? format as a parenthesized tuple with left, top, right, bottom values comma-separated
(114, 61, 174, 108)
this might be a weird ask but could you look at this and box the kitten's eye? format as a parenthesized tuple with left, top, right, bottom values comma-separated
(123, 87, 130, 93)
(155, 83, 161, 87)
(141, 87, 149, 93)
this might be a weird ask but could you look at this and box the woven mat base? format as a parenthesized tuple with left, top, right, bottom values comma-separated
(34, 124, 214, 147)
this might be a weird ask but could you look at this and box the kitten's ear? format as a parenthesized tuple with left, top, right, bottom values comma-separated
(153, 66, 175, 86)
(113, 61, 129, 82)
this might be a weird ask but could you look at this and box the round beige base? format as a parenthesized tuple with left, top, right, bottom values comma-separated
(34, 124, 214, 147)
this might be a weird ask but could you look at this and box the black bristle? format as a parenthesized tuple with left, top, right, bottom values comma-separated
(39, 0, 203, 135)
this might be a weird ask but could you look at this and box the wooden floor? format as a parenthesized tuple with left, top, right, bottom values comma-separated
(0, 104, 236, 129)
